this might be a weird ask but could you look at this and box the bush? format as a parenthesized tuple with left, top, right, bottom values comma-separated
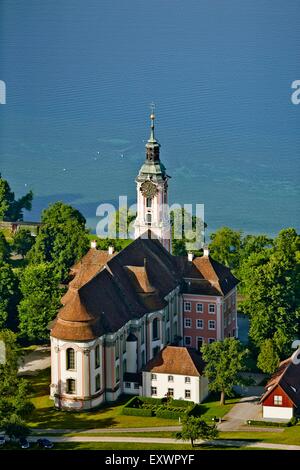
(141, 397, 163, 405)
(122, 407, 153, 417)
(289, 416, 298, 426)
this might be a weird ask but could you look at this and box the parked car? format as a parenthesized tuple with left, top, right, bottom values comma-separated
(0, 436, 6, 446)
(37, 438, 54, 449)
(19, 437, 30, 449)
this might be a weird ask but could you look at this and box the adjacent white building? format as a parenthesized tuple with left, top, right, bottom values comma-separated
(143, 346, 209, 403)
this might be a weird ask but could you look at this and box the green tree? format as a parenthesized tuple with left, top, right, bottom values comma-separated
(242, 228, 300, 356)
(1, 414, 31, 440)
(257, 339, 280, 374)
(0, 262, 20, 329)
(175, 416, 218, 447)
(0, 330, 34, 437)
(209, 227, 242, 271)
(12, 229, 35, 258)
(18, 263, 62, 342)
(28, 202, 89, 281)
(0, 173, 33, 221)
(201, 338, 248, 405)
(0, 231, 10, 262)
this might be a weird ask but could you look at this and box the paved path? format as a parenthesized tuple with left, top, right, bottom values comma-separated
(28, 435, 300, 450)
(18, 346, 50, 375)
(218, 396, 262, 431)
(33, 426, 182, 435)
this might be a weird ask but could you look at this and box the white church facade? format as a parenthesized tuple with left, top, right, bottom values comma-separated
(50, 114, 238, 410)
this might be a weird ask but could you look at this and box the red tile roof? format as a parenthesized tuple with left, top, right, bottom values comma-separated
(143, 346, 206, 376)
(261, 355, 300, 407)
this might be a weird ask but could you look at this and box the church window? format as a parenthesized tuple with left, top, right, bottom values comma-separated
(116, 365, 120, 383)
(66, 378, 76, 394)
(66, 348, 75, 370)
(95, 345, 100, 369)
(123, 358, 127, 373)
(141, 324, 145, 344)
(146, 213, 152, 225)
(95, 374, 101, 392)
(152, 318, 159, 340)
(146, 197, 152, 208)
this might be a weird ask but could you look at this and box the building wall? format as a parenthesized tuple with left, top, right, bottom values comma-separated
(182, 288, 237, 350)
(142, 371, 209, 404)
(50, 285, 182, 409)
(263, 406, 294, 420)
(50, 337, 105, 410)
(262, 385, 294, 408)
(182, 294, 220, 349)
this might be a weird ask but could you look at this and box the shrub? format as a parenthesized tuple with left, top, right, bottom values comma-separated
(289, 416, 298, 426)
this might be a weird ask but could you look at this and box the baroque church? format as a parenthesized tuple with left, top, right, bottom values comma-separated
(50, 114, 239, 410)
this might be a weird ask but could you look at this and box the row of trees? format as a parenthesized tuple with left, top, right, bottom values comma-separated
(209, 227, 300, 372)
(0, 174, 90, 341)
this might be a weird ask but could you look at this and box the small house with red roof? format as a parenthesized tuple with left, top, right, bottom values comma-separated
(261, 355, 300, 420)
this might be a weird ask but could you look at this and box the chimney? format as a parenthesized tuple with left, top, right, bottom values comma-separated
(203, 245, 210, 257)
(187, 252, 194, 262)
(90, 240, 97, 249)
(108, 245, 114, 255)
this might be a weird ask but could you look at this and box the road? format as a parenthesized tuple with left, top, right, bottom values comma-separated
(28, 435, 300, 451)
(18, 346, 50, 375)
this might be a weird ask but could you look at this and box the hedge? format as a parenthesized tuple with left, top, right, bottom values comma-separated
(156, 409, 183, 419)
(246, 420, 289, 428)
(170, 399, 192, 408)
(122, 407, 153, 417)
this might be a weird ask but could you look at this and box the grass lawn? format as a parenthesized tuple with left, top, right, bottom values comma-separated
(24, 368, 238, 430)
(199, 393, 239, 422)
(1, 441, 257, 451)
(220, 425, 300, 446)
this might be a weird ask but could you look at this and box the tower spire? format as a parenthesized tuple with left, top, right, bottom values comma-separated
(149, 102, 156, 142)
(146, 103, 160, 162)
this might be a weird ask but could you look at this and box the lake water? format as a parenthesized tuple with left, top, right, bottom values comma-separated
(0, 0, 299, 237)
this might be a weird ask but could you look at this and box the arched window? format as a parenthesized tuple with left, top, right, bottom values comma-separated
(95, 345, 100, 369)
(123, 358, 127, 373)
(152, 318, 159, 340)
(66, 348, 75, 370)
(66, 378, 76, 394)
(95, 374, 101, 392)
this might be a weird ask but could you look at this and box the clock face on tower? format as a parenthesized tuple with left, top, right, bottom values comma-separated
(140, 181, 157, 198)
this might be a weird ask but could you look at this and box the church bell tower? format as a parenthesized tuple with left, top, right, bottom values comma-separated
(134, 111, 172, 252)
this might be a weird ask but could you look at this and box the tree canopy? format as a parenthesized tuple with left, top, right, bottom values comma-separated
(201, 338, 248, 405)
(0, 262, 20, 330)
(18, 263, 62, 342)
(0, 174, 33, 221)
(12, 229, 35, 258)
(241, 228, 300, 357)
(0, 330, 34, 438)
(175, 416, 218, 447)
(28, 201, 89, 281)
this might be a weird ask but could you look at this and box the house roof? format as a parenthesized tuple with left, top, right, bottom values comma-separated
(51, 234, 239, 341)
(51, 234, 180, 341)
(143, 346, 206, 377)
(261, 355, 300, 407)
(177, 254, 239, 296)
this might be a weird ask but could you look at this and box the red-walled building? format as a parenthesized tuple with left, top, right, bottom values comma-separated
(261, 356, 300, 420)
(178, 248, 239, 350)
